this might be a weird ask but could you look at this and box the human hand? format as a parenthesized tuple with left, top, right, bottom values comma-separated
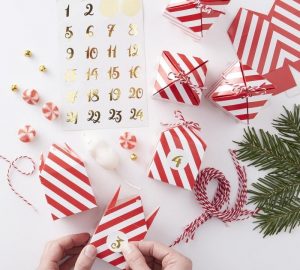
(122, 241, 192, 270)
(38, 233, 97, 270)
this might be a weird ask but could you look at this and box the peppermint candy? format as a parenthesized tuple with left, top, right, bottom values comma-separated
(18, 125, 36, 143)
(22, 89, 40, 105)
(42, 102, 59, 121)
(119, 132, 137, 150)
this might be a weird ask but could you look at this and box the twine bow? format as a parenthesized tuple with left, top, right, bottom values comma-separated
(194, 0, 213, 14)
(0, 155, 36, 210)
(171, 150, 256, 246)
(161, 110, 201, 132)
(168, 66, 206, 96)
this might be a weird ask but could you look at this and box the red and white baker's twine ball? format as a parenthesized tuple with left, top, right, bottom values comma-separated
(171, 150, 257, 246)
(42, 102, 60, 121)
(0, 155, 36, 210)
(18, 125, 36, 143)
(119, 132, 137, 150)
(22, 89, 40, 105)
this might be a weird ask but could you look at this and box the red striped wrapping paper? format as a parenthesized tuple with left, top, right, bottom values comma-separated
(208, 61, 275, 123)
(153, 50, 208, 106)
(148, 124, 207, 191)
(90, 187, 159, 270)
(164, 0, 231, 40)
(39, 144, 97, 220)
(228, 0, 300, 95)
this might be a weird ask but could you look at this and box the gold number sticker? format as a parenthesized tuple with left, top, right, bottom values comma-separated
(130, 108, 143, 120)
(86, 68, 99, 80)
(87, 110, 101, 123)
(129, 87, 143, 99)
(66, 112, 78, 124)
(109, 88, 121, 101)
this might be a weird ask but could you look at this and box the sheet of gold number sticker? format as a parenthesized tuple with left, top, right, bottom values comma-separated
(57, 0, 148, 130)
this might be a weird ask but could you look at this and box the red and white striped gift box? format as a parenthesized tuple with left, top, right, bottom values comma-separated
(208, 61, 275, 123)
(148, 124, 207, 191)
(39, 144, 97, 220)
(153, 50, 208, 106)
(164, 0, 230, 40)
(90, 188, 159, 270)
(228, 0, 300, 95)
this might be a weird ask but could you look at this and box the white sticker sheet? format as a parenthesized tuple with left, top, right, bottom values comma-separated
(57, 0, 148, 130)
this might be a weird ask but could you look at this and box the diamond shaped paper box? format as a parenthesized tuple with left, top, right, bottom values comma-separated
(153, 50, 208, 106)
(39, 144, 97, 221)
(164, 0, 231, 39)
(90, 187, 159, 270)
(148, 112, 207, 191)
(208, 61, 275, 124)
(227, 0, 300, 95)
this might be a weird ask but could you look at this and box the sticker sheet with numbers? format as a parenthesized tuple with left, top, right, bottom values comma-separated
(57, 0, 148, 130)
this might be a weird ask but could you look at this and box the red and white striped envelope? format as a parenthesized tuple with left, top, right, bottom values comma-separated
(148, 123, 207, 191)
(153, 50, 208, 106)
(208, 61, 275, 123)
(164, 0, 231, 40)
(90, 187, 159, 270)
(39, 144, 97, 220)
(228, 0, 300, 95)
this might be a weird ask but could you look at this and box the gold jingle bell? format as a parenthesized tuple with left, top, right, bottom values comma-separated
(11, 84, 18, 92)
(24, 50, 32, 57)
(130, 153, 138, 161)
(39, 65, 47, 72)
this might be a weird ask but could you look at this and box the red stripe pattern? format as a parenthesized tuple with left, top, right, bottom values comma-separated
(153, 50, 208, 106)
(208, 61, 275, 123)
(227, 0, 300, 95)
(90, 189, 154, 270)
(164, 0, 231, 40)
(39, 144, 97, 220)
(148, 124, 207, 191)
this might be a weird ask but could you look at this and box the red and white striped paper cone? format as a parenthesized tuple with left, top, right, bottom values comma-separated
(164, 0, 230, 40)
(153, 50, 208, 106)
(208, 61, 275, 123)
(42, 102, 59, 121)
(148, 119, 207, 191)
(119, 132, 137, 150)
(18, 125, 36, 143)
(90, 188, 159, 270)
(227, 0, 300, 95)
(22, 89, 40, 105)
(39, 144, 98, 220)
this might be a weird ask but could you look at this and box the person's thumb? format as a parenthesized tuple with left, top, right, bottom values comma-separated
(74, 244, 97, 270)
(122, 243, 151, 270)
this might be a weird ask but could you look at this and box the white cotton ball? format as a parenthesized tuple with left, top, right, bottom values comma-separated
(82, 133, 119, 170)
(94, 146, 119, 170)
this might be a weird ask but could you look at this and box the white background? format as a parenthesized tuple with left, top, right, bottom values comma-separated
(0, 0, 300, 269)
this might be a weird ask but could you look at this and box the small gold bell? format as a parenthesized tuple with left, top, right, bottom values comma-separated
(130, 153, 138, 161)
(11, 84, 18, 92)
(39, 65, 47, 72)
(24, 50, 32, 57)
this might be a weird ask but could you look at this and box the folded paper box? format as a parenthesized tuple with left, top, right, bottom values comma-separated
(153, 50, 208, 106)
(164, 0, 231, 40)
(207, 61, 275, 124)
(227, 0, 300, 95)
(39, 144, 97, 220)
(90, 187, 159, 270)
(148, 114, 207, 191)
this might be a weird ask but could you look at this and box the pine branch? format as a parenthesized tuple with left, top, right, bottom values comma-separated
(248, 174, 300, 208)
(254, 199, 300, 237)
(234, 105, 300, 236)
(273, 105, 300, 150)
(234, 127, 300, 174)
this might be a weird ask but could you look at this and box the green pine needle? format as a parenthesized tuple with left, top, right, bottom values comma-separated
(234, 105, 300, 237)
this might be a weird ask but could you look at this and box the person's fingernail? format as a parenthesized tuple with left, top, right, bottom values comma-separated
(121, 242, 133, 255)
(84, 245, 97, 259)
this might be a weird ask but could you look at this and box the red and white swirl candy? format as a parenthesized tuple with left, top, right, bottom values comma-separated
(42, 102, 59, 121)
(18, 125, 36, 143)
(119, 132, 137, 150)
(22, 89, 40, 105)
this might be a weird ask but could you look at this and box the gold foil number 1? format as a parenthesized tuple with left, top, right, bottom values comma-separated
(65, 4, 70, 17)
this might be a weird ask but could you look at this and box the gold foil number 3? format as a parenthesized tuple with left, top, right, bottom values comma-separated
(111, 236, 124, 250)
